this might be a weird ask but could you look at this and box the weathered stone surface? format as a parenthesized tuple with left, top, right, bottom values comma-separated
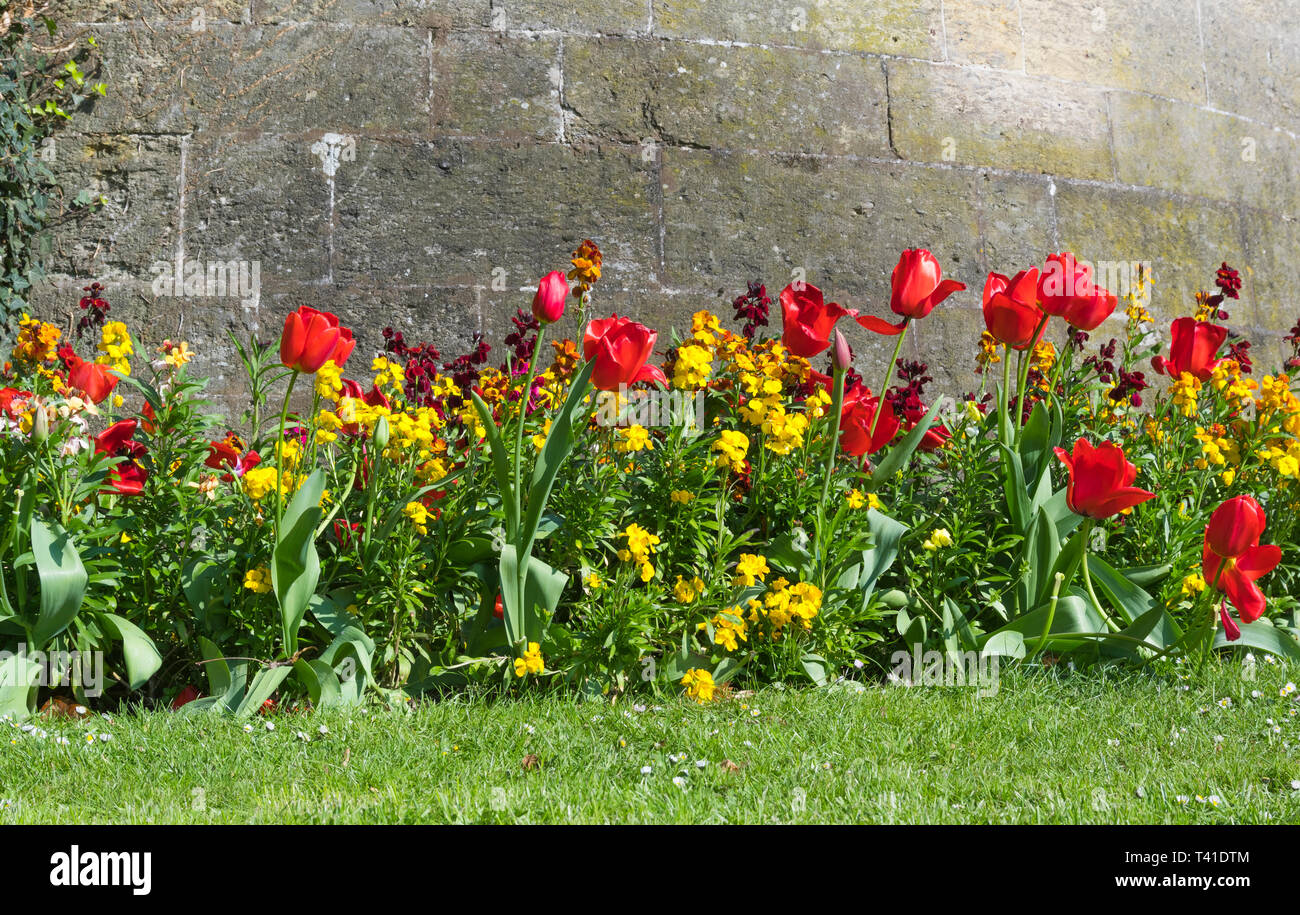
(565, 38, 890, 157)
(653, 0, 945, 58)
(1020, 0, 1205, 104)
(1053, 182, 1248, 330)
(1109, 93, 1300, 217)
(886, 60, 1113, 179)
(80, 23, 429, 136)
(943, 0, 1024, 69)
(44, 134, 183, 281)
(52, 0, 248, 23)
(1201, 0, 1300, 134)
(184, 134, 334, 290)
(431, 32, 560, 141)
(499, 0, 650, 35)
(331, 140, 659, 289)
(252, 0, 491, 28)
(1241, 207, 1300, 343)
(972, 172, 1057, 275)
(659, 149, 984, 349)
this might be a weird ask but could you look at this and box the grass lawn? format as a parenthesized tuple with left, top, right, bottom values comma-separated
(3, 659, 1298, 824)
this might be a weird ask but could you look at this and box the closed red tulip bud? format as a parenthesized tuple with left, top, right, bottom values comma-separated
(982, 268, 1045, 350)
(170, 685, 202, 711)
(780, 282, 857, 358)
(858, 249, 965, 336)
(1152, 316, 1228, 382)
(1202, 496, 1281, 626)
(1053, 438, 1155, 520)
(583, 315, 668, 392)
(66, 356, 119, 404)
(532, 270, 569, 324)
(280, 306, 354, 374)
(832, 329, 851, 372)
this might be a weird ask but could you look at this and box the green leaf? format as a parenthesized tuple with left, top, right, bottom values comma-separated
(1087, 554, 1156, 626)
(471, 390, 519, 540)
(521, 358, 596, 554)
(29, 517, 87, 646)
(271, 469, 324, 655)
(197, 636, 234, 699)
(0, 654, 40, 720)
(1214, 621, 1300, 662)
(294, 658, 342, 708)
(233, 666, 293, 718)
(801, 652, 830, 686)
(95, 613, 162, 689)
(860, 508, 907, 611)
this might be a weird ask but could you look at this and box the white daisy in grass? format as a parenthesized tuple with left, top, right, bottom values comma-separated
(672, 776, 686, 789)
(98, 733, 112, 742)
(1282, 682, 1297, 698)
(295, 731, 309, 741)
(1176, 795, 1190, 804)
(84, 733, 95, 744)
(243, 723, 254, 733)
(1216, 697, 1233, 709)
(640, 765, 652, 775)
(264, 721, 275, 731)
(317, 725, 329, 736)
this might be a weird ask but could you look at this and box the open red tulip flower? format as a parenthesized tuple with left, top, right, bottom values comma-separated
(93, 418, 149, 496)
(1202, 496, 1281, 633)
(780, 282, 858, 358)
(66, 355, 119, 404)
(280, 306, 355, 374)
(205, 433, 261, 481)
(858, 248, 965, 336)
(582, 315, 668, 391)
(982, 268, 1045, 350)
(1037, 252, 1117, 332)
(1152, 316, 1228, 382)
(1053, 438, 1155, 520)
(839, 384, 900, 457)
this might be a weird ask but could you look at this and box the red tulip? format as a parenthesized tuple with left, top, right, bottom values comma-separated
(205, 434, 261, 480)
(493, 594, 504, 620)
(1037, 253, 1117, 331)
(1152, 317, 1228, 382)
(779, 282, 857, 357)
(858, 249, 965, 336)
(1202, 496, 1281, 627)
(982, 268, 1045, 350)
(280, 306, 355, 374)
(66, 356, 119, 404)
(93, 418, 148, 495)
(1053, 438, 1155, 520)
(839, 384, 900, 456)
(532, 271, 569, 324)
(170, 685, 202, 711)
(918, 422, 951, 452)
(582, 315, 668, 391)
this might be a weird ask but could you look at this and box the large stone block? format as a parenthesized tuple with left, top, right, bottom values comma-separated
(564, 38, 890, 157)
(431, 31, 560, 141)
(659, 150, 984, 348)
(79, 23, 429, 136)
(183, 133, 334, 290)
(1109, 93, 1299, 217)
(42, 134, 183, 282)
(886, 60, 1114, 179)
(652, 0, 945, 58)
(972, 172, 1057, 275)
(252, 0, 491, 28)
(331, 139, 659, 290)
(1053, 182, 1249, 331)
(942, 0, 1024, 69)
(1201, 0, 1300, 133)
(51, 0, 248, 23)
(1020, 0, 1205, 104)
(498, 0, 651, 35)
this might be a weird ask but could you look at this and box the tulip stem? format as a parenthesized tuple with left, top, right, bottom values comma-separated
(868, 321, 909, 441)
(513, 323, 547, 532)
(273, 370, 299, 535)
(816, 362, 847, 575)
(1079, 522, 1121, 633)
(1000, 345, 1013, 443)
(1032, 572, 1066, 656)
(1013, 314, 1049, 447)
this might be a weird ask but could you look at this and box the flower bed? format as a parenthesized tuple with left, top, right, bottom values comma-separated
(1, 243, 1298, 717)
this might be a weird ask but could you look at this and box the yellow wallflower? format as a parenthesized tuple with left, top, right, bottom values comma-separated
(673, 575, 705, 604)
(670, 489, 694, 504)
(243, 566, 273, 594)
(712, 429, 749, 473)
(681, 668, 716, 704)
(403, 501, 430, 535)
(513, 642, 544, 677)
(672, 343, 713, 390)
(613, 424, 653, 453)
(733, 553, 769, 587)
(922, 528, 953, 552)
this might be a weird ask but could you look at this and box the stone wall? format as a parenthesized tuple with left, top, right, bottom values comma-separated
(35, 0, 1300, 404)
